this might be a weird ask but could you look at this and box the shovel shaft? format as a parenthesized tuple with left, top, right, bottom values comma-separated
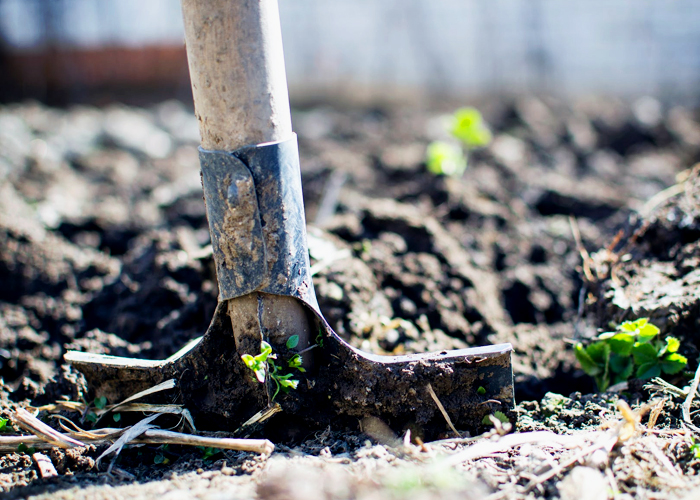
(181, 0, 292, 150)
(181, 0, 312, 372)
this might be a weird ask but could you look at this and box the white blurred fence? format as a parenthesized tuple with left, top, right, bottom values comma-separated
(1, 0, 699, 100)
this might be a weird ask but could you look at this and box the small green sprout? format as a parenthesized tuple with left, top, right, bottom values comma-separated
(477, 386, 486, 395)
(241, 341, 273, 383)
(287, 354, 306, 372)
(241, 340, 303, 400)
(112, 413, 121, 423)
(17, 443, 36, 455)
(94, 396, 107, 410)
(315, 328, 324, 348)
(450, 107, 492, 148)
(575, 318, 688, 392)
(482, 411, 509, 426)
(0, 418, 8, 432)
(690, 437, 700, 459)
(426, 141, 467, 177)
(425, 107, 492, 177)
(197, 446, 221, 461)
(154, 452, 169, 465)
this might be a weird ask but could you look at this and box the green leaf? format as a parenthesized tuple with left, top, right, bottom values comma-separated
(0, 418, 8, 432)
(477, 386, 486, 395)
(481, 411, 509, 426)
(86, 413, 97, 423)
(608, 333, 635, 356)
(253, 367, 266, 383)
(154, 453, 165, 465)
(241, 354, 256, 368)
(637, 322, 660, 342)
(574, 343, 601, 376)
(632, 342, 658, 365)
(279, 378, 299, 390)
(609, 354, 633, 378)
(450, 108, 492, 148)
(255, 341, 272, 362)
(585, 341, 611, 364)
(665, 337, 681, 354)
(493, 411, 509, 423)
(660, 353, 688, 374)
(286, 335, 300, 349)
(636, 361, 661, 380)
(620, 319, 645, 332)
(287, 354, 303, 370)
(17, 443, 36, 455)
(426, 141, 467, 177)
(113, 413, 121, 423)
(94, 396, 107, 410)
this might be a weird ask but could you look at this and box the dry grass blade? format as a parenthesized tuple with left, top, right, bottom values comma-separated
(14, 408, 86, 449)
(683, 362, 700, 433)
(426, 383, 461, 438)
(97, 413, 161, 473)
(109, 379, 177, 412)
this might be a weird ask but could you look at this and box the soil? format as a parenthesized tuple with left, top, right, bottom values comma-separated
(1, 96, 700, 498)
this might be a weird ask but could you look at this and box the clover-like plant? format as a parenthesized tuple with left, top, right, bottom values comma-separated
(575, 318, 687, 392)
(241, 336, 305, 400)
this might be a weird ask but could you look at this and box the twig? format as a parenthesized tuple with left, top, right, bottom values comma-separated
(0, 427, 274, 455)
(683, 362, 700, 433)
(14, 408, 85, 449)
(140, 429, 274, 454)
(426, 383, 461, 438)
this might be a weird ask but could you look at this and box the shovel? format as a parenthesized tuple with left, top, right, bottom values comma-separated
(66, 0, 514, 438)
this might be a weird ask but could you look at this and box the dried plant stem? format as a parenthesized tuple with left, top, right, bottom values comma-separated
(683, 362, 700, 433)
(1, 416, 274, 456)
(14, 408, 86, 449)
(426, 383, 461, 438)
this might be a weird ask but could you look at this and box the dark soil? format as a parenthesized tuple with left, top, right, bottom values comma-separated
(1, 96, 700, 498)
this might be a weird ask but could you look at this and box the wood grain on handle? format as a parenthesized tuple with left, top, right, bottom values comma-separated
(181, 0, 293, 151)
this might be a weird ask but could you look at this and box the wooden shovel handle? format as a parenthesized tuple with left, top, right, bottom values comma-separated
(181, 0, 292, 150)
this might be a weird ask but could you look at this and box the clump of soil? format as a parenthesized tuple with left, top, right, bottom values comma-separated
(2, 96, 700, 498)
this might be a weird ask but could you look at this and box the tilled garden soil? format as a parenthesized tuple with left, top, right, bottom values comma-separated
(2, 97, 700, 499)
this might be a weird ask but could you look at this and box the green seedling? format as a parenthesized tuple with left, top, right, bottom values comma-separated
(425, 107, 492, 177)
(0, 417, 8, 432)
(690, 437, 700, 459)
(575, 318, 688, 392)
(241, 339, 305, 400)
(197, 446, 221, 461)
(315, 328, 324, 348)
(450, 107, 492, 148)
(94, 396, 107, 410)
(482, 411, 509, 426)
(426, 141, 467, 177)
(17, 443, 36, 455)
(477, 386, 486, 395)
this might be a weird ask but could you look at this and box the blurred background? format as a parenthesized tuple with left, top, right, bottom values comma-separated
(1, 0, 700, 105)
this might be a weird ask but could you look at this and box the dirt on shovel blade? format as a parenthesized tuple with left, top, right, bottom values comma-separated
(2, 97, 700, 499)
